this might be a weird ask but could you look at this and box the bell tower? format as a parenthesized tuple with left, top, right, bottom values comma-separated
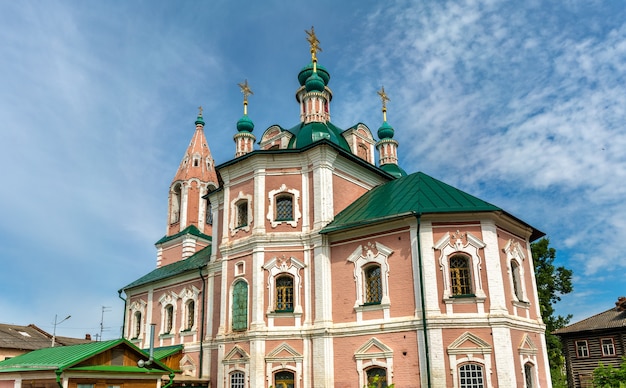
(157, 109, 218, 267)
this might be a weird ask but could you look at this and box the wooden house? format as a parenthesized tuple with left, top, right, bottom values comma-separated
(554, 296, 626, 387)
(0, 338, 173, 388)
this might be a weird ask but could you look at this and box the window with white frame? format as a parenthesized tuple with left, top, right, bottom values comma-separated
(355, 338, 394, 388)
(576, 340, 589, 358)
(129, 299, 146, 340)
(230, 371, 245, 388)
(170, 183, 182, 224)
(159, 292, 178, 336)
(133, 311, 142, 339)
(347, 242, 393, 311)
(459, 363, 485, 388)
(267, 184, 301, 227)
(232, 280, 248, 331)
(601, 338, 616, 356)
(524, 362, 534, 388)
(449, 254, 472, 296)
(434, 230, 487, 300)
(504, 239, 528, 303)
(263, 256, 305, 316)
(230, 191, 253, 234)
(185, 300, 195, 331)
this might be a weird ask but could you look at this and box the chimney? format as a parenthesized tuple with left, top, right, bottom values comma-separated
(85, 334, 92, 341)
(616, 296, 626, 312)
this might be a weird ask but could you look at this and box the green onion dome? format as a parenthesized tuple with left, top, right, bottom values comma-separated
(298, 63, 330, 86)
(236, 114, 254, 132)
(305, 71, 325, 92)
(377, 121, 394, 139)
(195, 115, 205, 126)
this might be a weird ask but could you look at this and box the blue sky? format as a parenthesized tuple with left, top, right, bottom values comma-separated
(1, 1, 625, 340)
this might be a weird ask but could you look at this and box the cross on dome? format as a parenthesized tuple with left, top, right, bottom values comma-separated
(238, 79, 253, 115)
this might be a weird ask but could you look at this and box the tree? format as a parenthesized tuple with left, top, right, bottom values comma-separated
(593, 357, 626, 387)
(531, 237, 573, 385)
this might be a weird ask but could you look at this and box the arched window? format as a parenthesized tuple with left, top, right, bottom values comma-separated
(232, 281, 248, 331)
(275, 275, 294, 312)
(170, 183, 182, 224)
(524, 362, 534, 388)
(364, 265, 382, 304)
(450, 255, 472, 296)
(511, 260, 523, 301)
(185, 300, 195, 330)
(229, 371, 245, 388)
(133, 311, 142, 339)
(274, 370, 294, 388)
(275, 194, 294, 221)
(164, 304, 174, 334)
(366, 367, 388, 388)
(459, 363, 485, 388)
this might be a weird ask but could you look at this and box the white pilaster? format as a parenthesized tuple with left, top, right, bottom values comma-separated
(482, 220, 508, 313)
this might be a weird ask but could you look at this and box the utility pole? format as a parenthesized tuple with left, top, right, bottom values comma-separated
(51, 314, 71, 347)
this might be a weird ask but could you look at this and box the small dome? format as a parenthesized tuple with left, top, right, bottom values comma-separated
(236, 114, 254, 132)
(305, 72, 325, 92)
(380, 162, 407, 178)
(377, 121, 394, 139)
(298, 63, 330, 86)
(195, 115, 205, 126)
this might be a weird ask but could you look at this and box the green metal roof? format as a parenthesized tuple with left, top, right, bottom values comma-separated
(155, 225, 211, 245)
(0, 339, 169, 374)
(149, 345, 183, 360)
(121, 245, 211, 291)
(321, 171, 543, 240)
(286, 121, 351, 152)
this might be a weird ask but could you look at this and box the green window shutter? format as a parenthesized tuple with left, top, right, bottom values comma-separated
(232, 281, 248, 331)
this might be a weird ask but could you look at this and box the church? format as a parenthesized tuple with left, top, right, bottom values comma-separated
(120, 28, 551, 388)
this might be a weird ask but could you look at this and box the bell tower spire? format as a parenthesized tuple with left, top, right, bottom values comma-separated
(159, 108, 218, 266)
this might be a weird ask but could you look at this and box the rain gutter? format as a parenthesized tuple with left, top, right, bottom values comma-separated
(198, 266, 207, 378)
(118, 290, 127, 338)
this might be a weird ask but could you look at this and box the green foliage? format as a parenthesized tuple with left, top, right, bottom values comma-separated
(593, 357, 626, 387)
(363, 373, 394, 388)
(531, 238, 573, 385)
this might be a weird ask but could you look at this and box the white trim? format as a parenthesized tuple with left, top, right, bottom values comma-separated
(267, 183, 302, 227)
(230, 191, 253, 235)
(354, 337, 394, 387)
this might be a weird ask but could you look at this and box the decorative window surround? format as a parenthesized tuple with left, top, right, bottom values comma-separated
(263, 256, 305, 327)
(179, 286, 200, 334)
(355, 338, 394, 388)
(180, 354, 197, 377)
(435, 230, 487, 301)
(447, 332, 493, 388)
(223, 346, 250, 388)
(267, 184, 301, 227)
(129, 299, 146, 341)
(158, 292, 179, 336)
(519, 334, 539, 387)
(348, 242, 393, 322)
(503, 239, 529, 304)
(234, 260, 245, 277)
(230, 191, 253, 235)
(265, 343, 303, 387)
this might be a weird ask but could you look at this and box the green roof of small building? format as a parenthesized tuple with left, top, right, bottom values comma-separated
(321, 171, 543, 240)
(0, 339, 169, 374)
(149, 345, 183, 360)
(155, 225, 211, 246)
(121, 245, 211, 291)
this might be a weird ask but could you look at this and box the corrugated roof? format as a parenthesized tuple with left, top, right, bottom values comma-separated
(554, 307, 626, 335)
(0, 339, 171, 374)
(0, 339, 123, 371)
(149, 345, 183, 360)
(0, 324, 56, 351)
(321, 171, 543, 239)
(121, 245, 211, 291)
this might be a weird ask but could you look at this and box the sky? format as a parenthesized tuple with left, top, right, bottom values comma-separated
(1, 0, 625, 341)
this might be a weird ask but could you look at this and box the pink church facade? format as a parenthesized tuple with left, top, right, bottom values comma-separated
(120, 31, 551, 388)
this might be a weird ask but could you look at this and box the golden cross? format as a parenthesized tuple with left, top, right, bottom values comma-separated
(378, 86, 390, 121)
(238, 79, 253, 103)
(305, 26, 322, 61)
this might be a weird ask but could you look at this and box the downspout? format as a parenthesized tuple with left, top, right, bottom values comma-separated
(415, 212, 432, 387)
(55, 370, 63, 388)
(198, 266, 207, 379)
(118, 290, 127, 338)
(162, 371, 176, 388)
